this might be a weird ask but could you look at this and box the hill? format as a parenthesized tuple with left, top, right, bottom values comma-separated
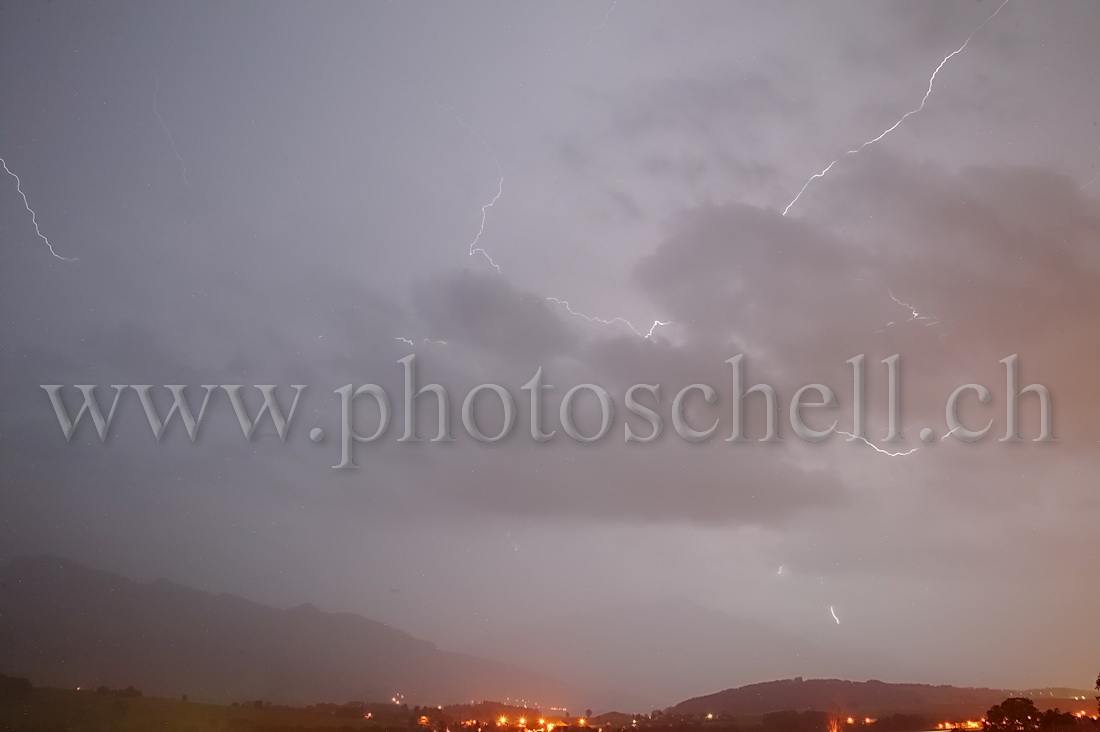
(0, 556, 578, 707)
(673, 678, 1095, 718)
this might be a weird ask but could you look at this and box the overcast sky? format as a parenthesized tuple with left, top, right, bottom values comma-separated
(2, 0, 1099, 706)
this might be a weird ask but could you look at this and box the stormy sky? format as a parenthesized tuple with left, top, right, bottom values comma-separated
(2, 0, 1099, 708)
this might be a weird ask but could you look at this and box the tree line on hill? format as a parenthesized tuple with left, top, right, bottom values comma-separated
(0, 674, 33, 701)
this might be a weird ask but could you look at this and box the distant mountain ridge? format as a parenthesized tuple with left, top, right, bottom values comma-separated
(0, 556, 579, 707)
(673, 678, 1095, 717)
(1, 557, 1086, 715)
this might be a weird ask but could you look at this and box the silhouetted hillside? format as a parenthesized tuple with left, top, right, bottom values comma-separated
(674, 678, 1092, 718)
(0, 556, 578, 706)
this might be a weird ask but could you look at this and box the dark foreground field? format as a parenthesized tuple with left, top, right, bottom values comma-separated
(0, 686, 385, 732)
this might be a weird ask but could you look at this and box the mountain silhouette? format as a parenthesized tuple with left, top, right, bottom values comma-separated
(673, 678, 1088, 717)
(0, 555, 579, 706)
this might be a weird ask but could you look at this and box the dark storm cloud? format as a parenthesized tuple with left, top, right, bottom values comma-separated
(414, 271, 580, 363)
(629, 155, 1100, 446)
(634, 203, 871, 348)
(770, 156, 1100, 443)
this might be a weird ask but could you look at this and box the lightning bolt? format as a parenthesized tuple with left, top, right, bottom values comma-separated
(546, 296, 669, 339)
(469, 172, 503, 272)
(394, 337, 448, 346)
(875, 289, 945, 334)
(830, 605, 840, 624)
(783, 0, 1011, 217)
(0, 157, 76, 261)
(835, 430, 920, 457)
(428, 95, 503, 273)
(888, 289, 941, 324)
(153, 78, 190, 187)
(425, 96, 670, 343)
(889, 290, 922, 321)
(585, 0, 619, 49)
